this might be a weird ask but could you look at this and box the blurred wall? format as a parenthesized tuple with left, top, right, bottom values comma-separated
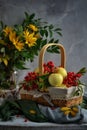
(0, 0, 87, 85)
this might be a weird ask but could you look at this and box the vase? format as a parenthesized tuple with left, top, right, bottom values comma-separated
(0, 70, 18, 89)
(0, 70, 19, 104)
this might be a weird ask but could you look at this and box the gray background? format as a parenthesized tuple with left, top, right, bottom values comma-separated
(0, 0, 87, 88)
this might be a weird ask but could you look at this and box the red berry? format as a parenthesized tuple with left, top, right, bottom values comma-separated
(24, 119, 28, 122)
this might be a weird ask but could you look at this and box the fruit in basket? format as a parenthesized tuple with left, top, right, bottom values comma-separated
(59, 84, 67, 88)
(48, 73, 63, 87)
(54, 67, 67, 78)
(34, 67, 39, 73)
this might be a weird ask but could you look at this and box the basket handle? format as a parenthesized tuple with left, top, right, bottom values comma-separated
(39, 43, 66, 75)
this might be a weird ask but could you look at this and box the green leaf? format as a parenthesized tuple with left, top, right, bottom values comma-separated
(47, 45, 60, 53)
(41, 39, 47, 47)
(25, 12, 29, 19)
(40, 30, 44, 36)
(0, 100, 22, 121)
(0, 21, 3, 31)
(57, 31, 62, 36)
(77, 67, 87, 75)
(54, 28, 62, 31)
(44, 30, 48, 37)
(44, 26, 48, 29)
(49, 24, 54, 29)
(49, 29, 53, 37)
(29, 13, 35, 20)
(14, 61, 26, 69)
(48, 38, 54, 43)
(54, 39, 59, 43)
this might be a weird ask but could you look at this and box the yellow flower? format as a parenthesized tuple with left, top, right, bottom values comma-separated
(24, 30, 37, 47)
(29, 24, 38, 32)
(29, 109, 36, 114)
(9, 31, 17, 43)
(0, 40, 6, 45)
(3, 58, 8, 66)
(15, 41, 24, 51)
(0, 55, 9, 66)
(23, 29, 29, 37)
(11, 37, 24, 51)
(3, 26, 13, 36)
(8, 31, 24, 51)
(35, 33, 41, 39)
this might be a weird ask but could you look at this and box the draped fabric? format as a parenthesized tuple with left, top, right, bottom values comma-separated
(0, 99, 87, 130)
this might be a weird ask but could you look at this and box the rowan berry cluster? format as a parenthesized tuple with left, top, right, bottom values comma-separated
(21, 61, 86, 90)
(43, 61, 55, 73)
(22, 72, 39, 91)
(63, 72, 82, 87)
(22, 61, 55, 91)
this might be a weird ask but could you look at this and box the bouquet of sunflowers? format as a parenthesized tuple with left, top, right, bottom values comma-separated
(0, 12, 62, 89)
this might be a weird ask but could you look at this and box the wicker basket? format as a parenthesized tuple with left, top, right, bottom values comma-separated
(20, 43, 84, 107)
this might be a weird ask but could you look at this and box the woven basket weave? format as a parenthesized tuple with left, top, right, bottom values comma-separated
(20, 43, 83, 107)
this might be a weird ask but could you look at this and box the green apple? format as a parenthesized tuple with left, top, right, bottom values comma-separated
(48, 73, 63, 87)
(56, 67, 67, 79)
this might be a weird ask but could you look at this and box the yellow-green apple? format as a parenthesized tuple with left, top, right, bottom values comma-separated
(48, 73, 63, 87)
(59, 84, 67, 88)
(34, 67, 39, 73)
(55, 67, 67, 79)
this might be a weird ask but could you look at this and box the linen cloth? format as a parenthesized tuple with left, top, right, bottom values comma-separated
(0, 95, 87, 130)
(39, 105, 83, 123)
(0, 99, 86, 123)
